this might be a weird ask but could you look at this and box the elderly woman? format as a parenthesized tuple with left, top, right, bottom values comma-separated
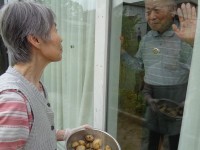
(0, 1, 91, 149)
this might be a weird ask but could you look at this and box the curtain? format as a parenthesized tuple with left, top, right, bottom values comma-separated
(38, 0, 96, 149)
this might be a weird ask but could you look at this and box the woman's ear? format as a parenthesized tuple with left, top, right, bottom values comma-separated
(27, 35, 41, 49)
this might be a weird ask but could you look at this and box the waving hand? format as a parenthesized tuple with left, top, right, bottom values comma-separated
(172, 3, 197, 46)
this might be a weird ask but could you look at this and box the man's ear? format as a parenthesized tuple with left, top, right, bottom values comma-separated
(27, 35, 41, 49)
(172, 11, 176, 17)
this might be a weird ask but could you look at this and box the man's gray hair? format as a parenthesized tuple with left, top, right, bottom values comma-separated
(0, 1, 55, 65)
(145, 0, 177, 11)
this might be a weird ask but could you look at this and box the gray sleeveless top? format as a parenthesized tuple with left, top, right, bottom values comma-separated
(0, 67, 57, 150)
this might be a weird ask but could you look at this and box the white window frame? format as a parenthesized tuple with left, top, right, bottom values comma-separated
(93, 0, 111, 130)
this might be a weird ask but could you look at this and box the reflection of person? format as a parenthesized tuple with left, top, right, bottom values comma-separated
(137, 27, 142, 44)
(172, 3, 196, 46)
(0, 1, 91, 149)
(120, 0, 196, 149)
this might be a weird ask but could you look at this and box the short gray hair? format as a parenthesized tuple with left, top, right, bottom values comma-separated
(0, 1, 55, 65)
(145, 0, 177, 10)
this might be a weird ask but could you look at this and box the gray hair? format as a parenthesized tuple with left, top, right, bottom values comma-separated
(145, 0, 177, 16)
(0, 1, 55, 65)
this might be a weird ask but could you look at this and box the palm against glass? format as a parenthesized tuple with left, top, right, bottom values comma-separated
(172, 3, 197, 46)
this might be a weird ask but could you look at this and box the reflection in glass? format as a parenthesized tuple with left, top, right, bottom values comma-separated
(108, 0, 197, 149)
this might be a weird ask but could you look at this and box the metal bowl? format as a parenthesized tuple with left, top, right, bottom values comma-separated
(66, 128, 121, 150)
(156, 99, 183, 120)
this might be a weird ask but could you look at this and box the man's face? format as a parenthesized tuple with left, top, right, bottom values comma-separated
(145, 0, 175, 33)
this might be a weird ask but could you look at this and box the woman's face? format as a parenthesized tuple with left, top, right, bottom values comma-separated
(39, 24, 63, 63)
(145, 0, 175, 33)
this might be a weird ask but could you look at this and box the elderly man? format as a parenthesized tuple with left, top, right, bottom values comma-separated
(121, 0, 196, 149)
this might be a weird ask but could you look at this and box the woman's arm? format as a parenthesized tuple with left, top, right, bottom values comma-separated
(0, 90, 31, 149)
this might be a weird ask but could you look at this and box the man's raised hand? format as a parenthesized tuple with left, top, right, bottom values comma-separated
(172, 3, 197, 46)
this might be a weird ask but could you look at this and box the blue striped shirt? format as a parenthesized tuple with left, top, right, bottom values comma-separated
(121, 29, 193, 85)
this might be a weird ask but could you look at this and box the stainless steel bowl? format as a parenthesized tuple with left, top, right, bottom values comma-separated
(66, 128, 121, 150)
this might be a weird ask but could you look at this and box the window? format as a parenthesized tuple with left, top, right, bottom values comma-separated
(107, 0, 198, 149)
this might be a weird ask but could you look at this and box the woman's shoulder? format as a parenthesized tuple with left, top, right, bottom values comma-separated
(0, 89, 27, 103)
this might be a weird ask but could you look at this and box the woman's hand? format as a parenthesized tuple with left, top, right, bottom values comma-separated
(64, 124, 93, 141)
(58, 124, 93, 141)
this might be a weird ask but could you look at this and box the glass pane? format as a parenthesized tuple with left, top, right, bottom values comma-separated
(107, 0, 197, 149)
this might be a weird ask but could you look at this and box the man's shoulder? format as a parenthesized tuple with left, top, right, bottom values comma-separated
(141, 30, 155, 41)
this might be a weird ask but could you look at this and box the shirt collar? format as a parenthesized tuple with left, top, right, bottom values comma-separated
(152, 28, 174, 37)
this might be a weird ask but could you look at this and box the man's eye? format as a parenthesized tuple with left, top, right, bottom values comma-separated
(145, 10, 151, 15)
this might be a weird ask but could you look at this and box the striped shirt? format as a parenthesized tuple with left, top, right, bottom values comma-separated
(0, 67, 57, 150)
(121, 29, 193, 85)
(0, 90, 33, 150)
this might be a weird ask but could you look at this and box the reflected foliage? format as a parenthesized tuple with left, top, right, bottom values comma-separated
(119, 7, 145, 117)
(121, 8, 141, 51)
(119, 88, 146, 116)
(64, 0, 84, 20)
(36, 0, 84, 21)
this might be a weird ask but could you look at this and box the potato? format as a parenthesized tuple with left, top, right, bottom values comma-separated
(70, 134, 112, 150)
(85, 134, 94, 142)
(79, 140, 86, 145)
(76, 145, 86, 150)
(72, 141, 79, 148)
(105, 145, 112, 150)
(85, 142, 92, 149)
(92, 139, 102, 149)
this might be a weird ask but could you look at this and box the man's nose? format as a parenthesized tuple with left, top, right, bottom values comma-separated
(149, 11, 157, 19)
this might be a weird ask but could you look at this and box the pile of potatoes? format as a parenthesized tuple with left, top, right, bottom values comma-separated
(156, 103, 183, 118)
(70, 134, 112, 150)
